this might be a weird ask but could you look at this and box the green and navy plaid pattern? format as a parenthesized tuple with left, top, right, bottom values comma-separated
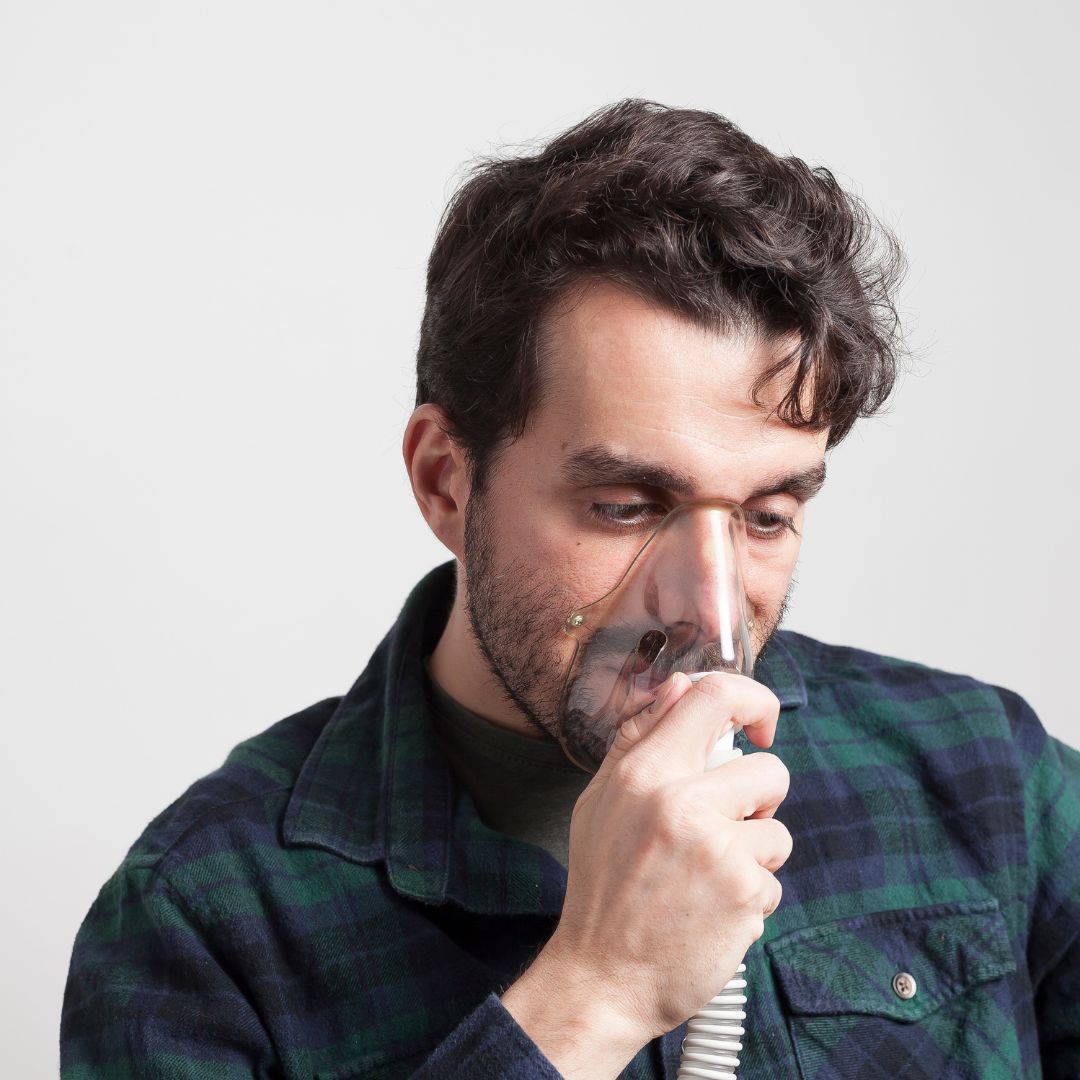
(61, 561, 1080, 1078)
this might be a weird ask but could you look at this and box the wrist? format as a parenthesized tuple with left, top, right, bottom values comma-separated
(500, 948, 648, 1080)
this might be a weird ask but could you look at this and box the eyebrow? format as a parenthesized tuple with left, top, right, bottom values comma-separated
(560, 446, 827, 503)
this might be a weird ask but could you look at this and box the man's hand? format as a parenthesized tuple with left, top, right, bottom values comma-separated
(501, 672, 791, 1077)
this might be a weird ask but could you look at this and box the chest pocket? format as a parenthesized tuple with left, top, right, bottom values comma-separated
(764, 898, 1019, 1080)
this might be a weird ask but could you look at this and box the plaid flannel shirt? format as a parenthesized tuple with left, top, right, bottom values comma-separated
(61, 560, 1080, 1078)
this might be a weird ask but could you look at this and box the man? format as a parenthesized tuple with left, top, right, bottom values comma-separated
(62, 100, 1080, 1078)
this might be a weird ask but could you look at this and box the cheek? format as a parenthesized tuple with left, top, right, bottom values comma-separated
(502, 499, 645, 609)
(563, 531, 661, 614)
(743, 540, 799, 607)
(493, 515, 606, 630)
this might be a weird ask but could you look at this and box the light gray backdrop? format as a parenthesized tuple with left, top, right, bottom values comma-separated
(2, 1, 1077, 1074)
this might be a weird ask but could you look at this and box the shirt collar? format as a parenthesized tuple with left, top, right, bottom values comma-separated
(284, 561, 568, 915)
(283, 560, 806, 915)
(756, 625, 809, 711)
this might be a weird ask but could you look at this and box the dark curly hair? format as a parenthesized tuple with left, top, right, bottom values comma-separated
(416, 99, 907, 489)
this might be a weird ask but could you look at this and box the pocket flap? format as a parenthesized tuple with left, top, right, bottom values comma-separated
(764, 898, 1016, 1023)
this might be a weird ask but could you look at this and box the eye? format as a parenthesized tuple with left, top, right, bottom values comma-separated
(588, 502, 800, 541)
(745, 508, 799, 541)
(587, 502, 667, 530)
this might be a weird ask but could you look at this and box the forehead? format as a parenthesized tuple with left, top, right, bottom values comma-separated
(528, 281, 826, 497)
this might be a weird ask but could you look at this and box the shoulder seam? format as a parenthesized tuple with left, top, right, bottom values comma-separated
(136, 784, 295, 891)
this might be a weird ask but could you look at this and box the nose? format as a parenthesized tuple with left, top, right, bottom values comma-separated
(639, 505, 745, 664)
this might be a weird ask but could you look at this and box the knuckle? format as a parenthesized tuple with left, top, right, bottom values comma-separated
(693, 673, 734, 701)
(611, 756, 653, 797)
(756, 819, 793, 871)
(654, 785, 703, 841)
(729, 865, 764, 910)
(770, 818, 794, 857)
(745, 915, 766, 942)
(763, 879, 784, 917)
(695, 828, 736, 873)
(743, 679, 780, 722)
(753, 683, 782, 712)
(754, 751, 791, 794)
(781, 822, 794, 858)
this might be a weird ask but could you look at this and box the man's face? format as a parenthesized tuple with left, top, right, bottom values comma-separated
(462, 281, 828, 766)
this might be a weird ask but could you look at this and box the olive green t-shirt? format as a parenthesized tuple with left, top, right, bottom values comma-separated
(423, 665, 591, 870)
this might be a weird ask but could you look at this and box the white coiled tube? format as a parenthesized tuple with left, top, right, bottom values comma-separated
(676, 961, 747, 1080)
(677, 671, 748, 1080)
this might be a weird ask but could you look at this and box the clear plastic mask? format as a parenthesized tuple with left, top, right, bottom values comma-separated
(555, 500, 755, 774)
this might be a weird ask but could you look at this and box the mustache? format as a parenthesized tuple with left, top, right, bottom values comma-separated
(577, 621, 744, 678)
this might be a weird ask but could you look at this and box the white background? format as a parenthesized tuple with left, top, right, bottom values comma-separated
(2, 1, 1077, 1074)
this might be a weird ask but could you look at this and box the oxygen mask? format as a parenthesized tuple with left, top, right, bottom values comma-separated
(555, 500, 755, 774)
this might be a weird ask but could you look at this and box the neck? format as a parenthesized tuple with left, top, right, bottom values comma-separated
(427, 565, 548, 740)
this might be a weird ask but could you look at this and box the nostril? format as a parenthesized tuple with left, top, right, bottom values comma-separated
(635, 630, 667, 669)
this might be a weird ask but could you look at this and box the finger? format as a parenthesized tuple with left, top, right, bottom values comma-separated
(690, 673, 781, 750)
(630, 672, 781, 779)
(682, 751, 790, 821)
(599, 672, 693, 772)
(737, 817, 794, 872)
(761, 872, 784, 918)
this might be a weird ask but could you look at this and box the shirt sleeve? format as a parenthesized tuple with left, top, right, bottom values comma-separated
(60, 861, 276, 1079)
(407, 993, 564, 1079)
(63, 861, 568, 1080)
(998, 686, 1080, 1078)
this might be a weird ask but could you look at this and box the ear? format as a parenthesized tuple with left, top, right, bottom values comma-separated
(402, 404, 471, 559)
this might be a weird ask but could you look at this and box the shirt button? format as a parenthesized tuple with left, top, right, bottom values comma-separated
(892, 971, 917, 1000)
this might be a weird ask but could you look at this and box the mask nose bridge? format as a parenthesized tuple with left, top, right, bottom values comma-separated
(638, 499, 743, 652)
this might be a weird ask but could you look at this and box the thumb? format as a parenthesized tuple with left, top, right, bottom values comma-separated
(598, 672, 693, 773)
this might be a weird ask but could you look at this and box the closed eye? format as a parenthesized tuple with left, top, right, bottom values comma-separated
(588, 503, 799, 541)
(587, 502, 667, 530)
(744, 508, 800, 541)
